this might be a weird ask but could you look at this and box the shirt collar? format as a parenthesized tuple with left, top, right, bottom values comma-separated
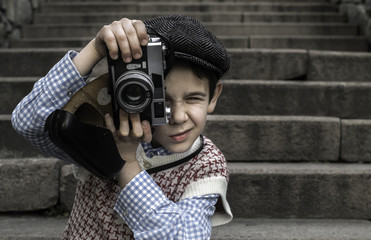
(141, 142, 173, 158)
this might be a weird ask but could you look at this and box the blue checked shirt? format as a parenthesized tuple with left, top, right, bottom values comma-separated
(12, 51, 219, 239)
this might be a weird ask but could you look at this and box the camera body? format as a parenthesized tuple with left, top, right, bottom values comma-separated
(107, 37, 170, 126)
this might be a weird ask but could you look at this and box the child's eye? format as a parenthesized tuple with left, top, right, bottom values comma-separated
(186, 97, 204, 103)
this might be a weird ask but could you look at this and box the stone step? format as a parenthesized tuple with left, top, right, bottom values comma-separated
(1, 160, 371, 219)
(1, 49, 371, 81)
(249, 35, 368, 51)
(5, 113, 371, 162)
(40, 2, 338, 13)
(33, 11, 345, 24)
(227, 163, 371, 219)
(1, 114, 342, 161)
(215, 80, 371, 118)
(227, 49, 371, 81)
(0, 115, 46, 159)
(11, 35, 368, 52)
(0, 77, 38, 115)
(4, 77, 371, 119)
(1, 215, 371, 240)
(212, 218, 371, 240)
(2, 49, 371, 81)
(45, 0, 332, 3)
(21, 22, 358, 38)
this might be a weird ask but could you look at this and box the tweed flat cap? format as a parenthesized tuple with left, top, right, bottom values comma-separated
(144, 14, 230, 79)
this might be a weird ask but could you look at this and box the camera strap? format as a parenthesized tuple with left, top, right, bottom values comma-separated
(146, 135, 204, 175)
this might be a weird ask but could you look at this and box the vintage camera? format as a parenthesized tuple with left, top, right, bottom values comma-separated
(107, 37, 171, 126)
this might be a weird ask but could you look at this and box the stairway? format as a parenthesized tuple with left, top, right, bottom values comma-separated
(1, 0, 371, 239)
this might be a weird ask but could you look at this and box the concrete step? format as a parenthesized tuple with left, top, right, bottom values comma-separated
(227, 49, 371, 81)
(45, 0, 333, 3)
(40, 2, 338, 13)
(249, 35, 368, 52)
(4, 113, 371, 162)
(2, 49, 371, 81)
(1, 160, 371, 219)
(227, 163, 371, 219)
(5, 77, 371, 119)
(1, 215, 371, 240)
(21, 22, 358, 38)
(0, 115, 46, 159)
(0, 77, 38, 115)
(12, 35, 368, 52)
(33, 12, 345, 24)
(216, 80, 371, 118)
(1, 114, 342, 161)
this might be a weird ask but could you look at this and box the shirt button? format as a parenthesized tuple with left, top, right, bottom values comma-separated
(143, 160, 152, 169)
(67, 90, 73, 97)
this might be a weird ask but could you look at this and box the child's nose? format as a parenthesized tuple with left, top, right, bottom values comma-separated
(169, 103, 188, 125)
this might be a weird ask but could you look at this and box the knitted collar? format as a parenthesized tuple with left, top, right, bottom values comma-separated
(136, 136, 204, 174)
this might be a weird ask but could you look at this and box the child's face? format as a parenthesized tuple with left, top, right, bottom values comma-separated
(151, 64, 221, 153)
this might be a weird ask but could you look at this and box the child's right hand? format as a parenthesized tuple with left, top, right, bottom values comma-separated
(72, 18, 149, 82)
(94, 18, 149, 63)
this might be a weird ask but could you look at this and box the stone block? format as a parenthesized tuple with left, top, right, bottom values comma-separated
(0, 215, 67, 240)
(215, 80, 371, 119)
(341, 119, 371, 162)
(0, 49, 68, 77)
(250, 36, 368, 52)
(0, 78, 36, 114)
(227, 163, 371, 219)
(307, 50, 371, 81)
(0, 115, 46, 158)
(0, 158, 60, 211)
(40, 2, 338, 13)
(225, 49, 308, 80)
(59, 164, 77, 212)
(204, 115, 340, 161)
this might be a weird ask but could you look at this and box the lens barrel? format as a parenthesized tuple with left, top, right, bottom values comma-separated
(115, 71, 154, 113)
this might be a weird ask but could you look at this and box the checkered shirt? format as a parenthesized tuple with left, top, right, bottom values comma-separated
(12, 51, 220, 239)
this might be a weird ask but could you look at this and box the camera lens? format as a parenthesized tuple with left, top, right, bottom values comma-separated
(123, 84, 146, 104)
(115, 71, 154, 113)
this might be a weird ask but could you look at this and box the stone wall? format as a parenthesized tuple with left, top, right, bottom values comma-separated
(0, 0, 45, 48)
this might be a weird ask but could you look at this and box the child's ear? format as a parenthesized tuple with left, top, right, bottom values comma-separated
(207, 82, 223, 113)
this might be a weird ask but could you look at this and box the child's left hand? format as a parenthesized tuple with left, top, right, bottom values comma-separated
(105, 110, 152, 164)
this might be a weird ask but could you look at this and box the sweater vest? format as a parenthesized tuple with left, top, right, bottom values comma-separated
(62, 136, 232, 239)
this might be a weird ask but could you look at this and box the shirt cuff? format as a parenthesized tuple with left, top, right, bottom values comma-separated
(114, 170, 169, 230)
(43, 50, 89, 108)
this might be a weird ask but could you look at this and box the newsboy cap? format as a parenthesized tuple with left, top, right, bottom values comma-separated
(144, 14, 230, 79)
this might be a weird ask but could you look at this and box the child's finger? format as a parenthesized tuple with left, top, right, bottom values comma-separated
(104, 113, 116, 133)
(132, 20, 148, 47)
(119, 110, 130, 136)
(111, 20, 131, 62)
(121, 19, 143, 61)
(141, 121, 152, 143)
(99, 25, 119, 60)
(129, 113, 143, 138)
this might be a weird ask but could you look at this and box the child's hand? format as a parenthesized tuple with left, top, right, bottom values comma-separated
(105, 110, 152, 164)
(94, 18, 149, 62)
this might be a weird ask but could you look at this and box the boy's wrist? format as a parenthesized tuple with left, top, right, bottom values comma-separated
(72, 39, 103, 76)
(117, 161, 142, 188)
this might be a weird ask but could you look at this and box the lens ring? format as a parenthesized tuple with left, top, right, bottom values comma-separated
(115, 71, 154, 113)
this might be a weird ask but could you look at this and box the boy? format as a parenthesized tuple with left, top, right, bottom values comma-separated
(12, 15, 232, 239)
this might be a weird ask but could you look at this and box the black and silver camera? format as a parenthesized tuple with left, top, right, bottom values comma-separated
(107, 37, 171, 126)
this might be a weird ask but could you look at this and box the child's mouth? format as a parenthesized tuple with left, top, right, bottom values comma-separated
(170, 129, 191, 142)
